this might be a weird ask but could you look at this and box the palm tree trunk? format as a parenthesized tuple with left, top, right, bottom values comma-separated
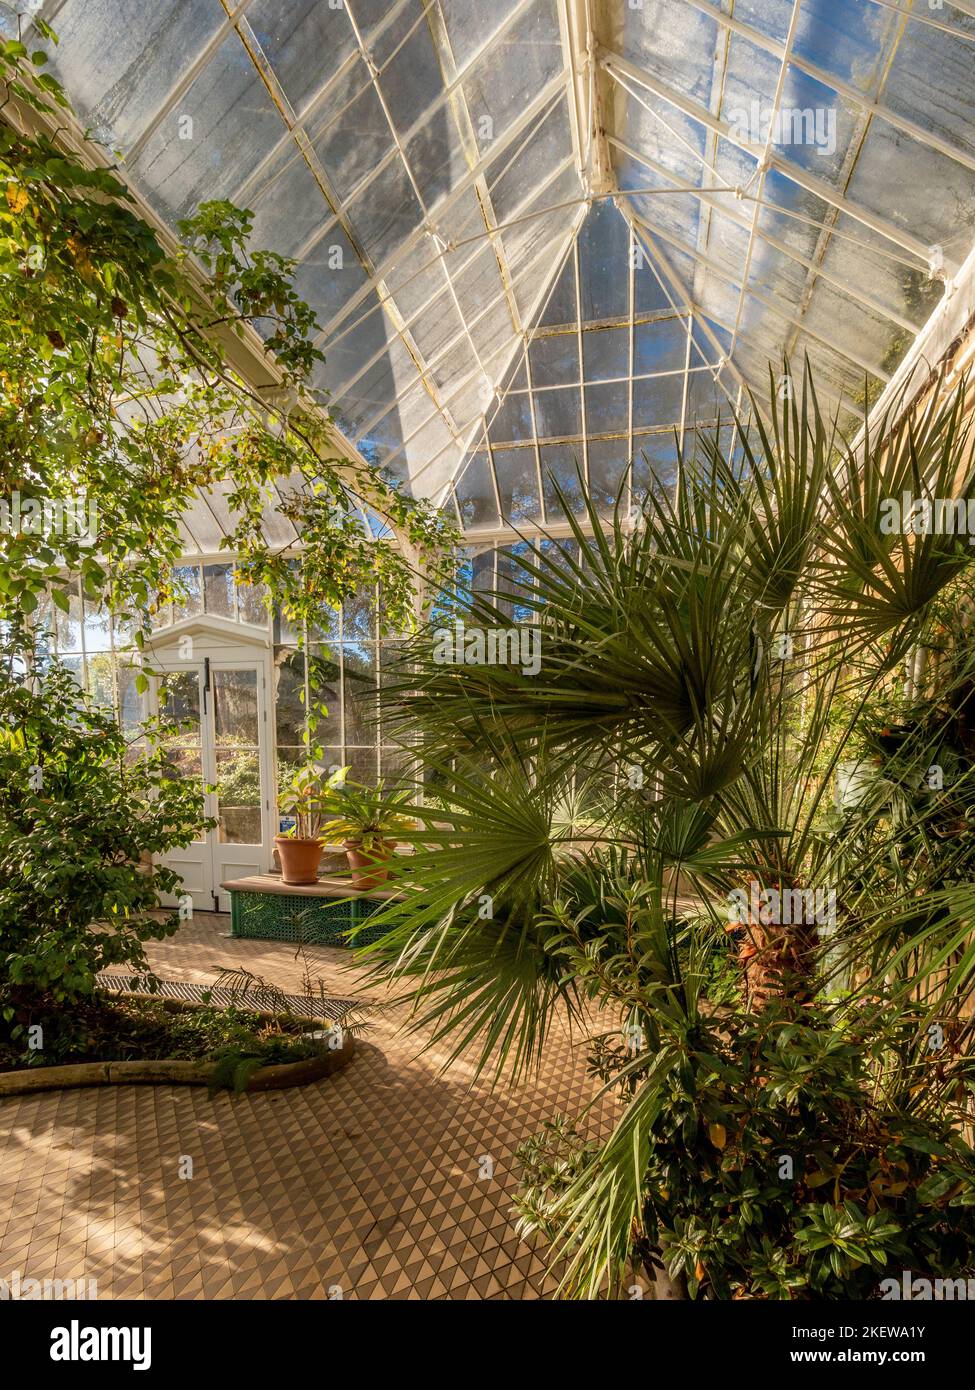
(737, 908, 819, 1009)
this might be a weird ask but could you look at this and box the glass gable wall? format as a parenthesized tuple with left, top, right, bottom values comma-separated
(36, 570, 401, 804)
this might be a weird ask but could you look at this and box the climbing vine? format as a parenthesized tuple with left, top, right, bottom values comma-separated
(0, 31, 457, 659)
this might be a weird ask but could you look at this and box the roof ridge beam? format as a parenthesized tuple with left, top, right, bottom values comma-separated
(559, 0, 616, 196)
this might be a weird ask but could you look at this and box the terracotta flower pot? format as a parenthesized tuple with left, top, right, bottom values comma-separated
(275, 835, 323, 885)
(344, 839, 397, 891)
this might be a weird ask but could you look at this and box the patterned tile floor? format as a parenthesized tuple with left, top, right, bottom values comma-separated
(0, 914, 617, 1300)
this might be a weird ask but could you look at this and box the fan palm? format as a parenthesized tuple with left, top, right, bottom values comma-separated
(359, 364, 975, 1297)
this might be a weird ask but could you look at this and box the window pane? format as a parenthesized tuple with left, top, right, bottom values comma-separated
(342, 643, 377, 745)
(583, 327, 629, 382)
(60, 654, 84, 688)
(276, 745, 307, 803)
(274, 648, 307, 748)
(533, 385, 581, 440)
(237, 578, 268, 626)
(381, 747, 416, 791)
(172, 565, 202, 622)
(54, 586, 83, 653)
(306, 647, 341, 744)
(273, 604, 302, 646)
(203, 563, 235, 619)
(530, 332, 580, 389)
(586, 379, 629, 435)
(343, 585, 377, 642)
(308, 603, 341, 644)
(345, 747, 378, 784)
(83, 595, 111, 653)
(117, 663, 144, 733)
(86, 652, 115, 708)
(112, 606, 147, 651)
(455, 451, 499, 529)
(540, 442, 585, 519)
(587, 440, 630, 515)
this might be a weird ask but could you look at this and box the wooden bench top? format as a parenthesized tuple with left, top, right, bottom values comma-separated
(220, 873, 403, 901)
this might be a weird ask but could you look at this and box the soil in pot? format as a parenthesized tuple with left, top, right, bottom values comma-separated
(344, 839, 396, 891)
(275, 834, 323, 885)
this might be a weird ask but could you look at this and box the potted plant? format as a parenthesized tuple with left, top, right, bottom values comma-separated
(321, 779, 415, 891)
(275, 765, 347, 885)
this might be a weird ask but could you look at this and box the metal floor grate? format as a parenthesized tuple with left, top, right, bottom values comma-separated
(96, 973, 362, 1022)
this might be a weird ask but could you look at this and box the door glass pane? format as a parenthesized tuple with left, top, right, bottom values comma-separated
(160, 670, 201, 744)
(216, 747, 262, 845)
(163, 747, 203, 782)
(213, 669, 259, 745)
(159, 671, 205, 843)
(212, 670, 262, 846)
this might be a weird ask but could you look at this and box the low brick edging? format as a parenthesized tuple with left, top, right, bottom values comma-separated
(0, 1034, 356, 1099)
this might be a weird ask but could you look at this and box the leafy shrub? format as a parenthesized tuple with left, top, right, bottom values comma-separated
(0, 649, 208, 1050)
(0, 993, 334, 1079)
(514, 991, 975, 1299)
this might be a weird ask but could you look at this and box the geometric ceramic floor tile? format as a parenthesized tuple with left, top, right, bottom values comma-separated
(0, 913, 617, 1299)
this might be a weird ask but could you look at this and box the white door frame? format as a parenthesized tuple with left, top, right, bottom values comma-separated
(151, 657, 211, 912)
(207, 654, 273, 909)
(148, 621, 274, 912)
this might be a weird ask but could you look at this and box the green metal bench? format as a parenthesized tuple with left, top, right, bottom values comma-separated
(220, 875, 399, 947)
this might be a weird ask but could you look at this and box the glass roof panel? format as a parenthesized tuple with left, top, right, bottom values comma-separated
(437, 0, 527, 70)
(246, 0, 359, 117)
(621, 0, 721, 107)
(459, 0, 563, 152)
(842, 118, 975, 256)
(6, 0, 974, 540)
(790, 0, 893, 89)
(540, 442, 586, 519)
(129, 35, 288, 221)
(45, 0, 223, 147)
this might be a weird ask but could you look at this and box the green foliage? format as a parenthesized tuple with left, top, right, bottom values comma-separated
(0, 641, 209, 1046)
(0, 993, 330, 1074)
(0, 41, 455, 647)
(277, 762, 349, 840)
(515, 986, 975, 1299)
(320, 777, 415, 851)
